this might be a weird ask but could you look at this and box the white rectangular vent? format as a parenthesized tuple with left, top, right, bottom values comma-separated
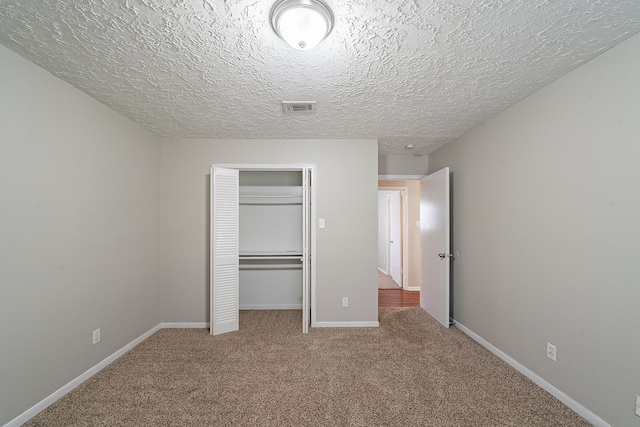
(282, 101, 316, 113)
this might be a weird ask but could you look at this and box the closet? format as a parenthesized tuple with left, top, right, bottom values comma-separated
(210, 165, 314, 336)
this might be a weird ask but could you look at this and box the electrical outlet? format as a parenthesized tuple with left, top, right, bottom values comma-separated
(635, 395, 640, 417)
(342, 297, 348, 307)
(547, 342, 556, 361)
(93, 328, 100, 344)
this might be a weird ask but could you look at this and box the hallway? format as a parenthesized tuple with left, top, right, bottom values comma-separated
(378, 288, 420, 307)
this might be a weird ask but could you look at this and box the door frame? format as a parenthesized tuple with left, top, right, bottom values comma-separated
(378, 186, 409, 289)
(211, 163, 317, 332)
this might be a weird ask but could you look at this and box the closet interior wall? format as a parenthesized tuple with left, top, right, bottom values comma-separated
(238, 171, 303, 310)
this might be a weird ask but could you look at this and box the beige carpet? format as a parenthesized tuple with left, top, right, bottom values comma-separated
(25, 309, 589, 426)
(378, 271, 401, 289)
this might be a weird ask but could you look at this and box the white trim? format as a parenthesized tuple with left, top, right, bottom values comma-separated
(407, 286, 420, 291)
(378, 267, 389, 275)
(453, 321, 610, 427)
(309, 167, 318, 330)
(215, 163, 314, 171)
(239, 304, 302, 310)
(378, 174, 425, 180)
(313, 321, 379, 328)
(4, 324, 162, 427)
(161, 322, 209, 328)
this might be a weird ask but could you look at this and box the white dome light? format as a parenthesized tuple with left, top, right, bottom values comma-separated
(271, 0, 334, 50)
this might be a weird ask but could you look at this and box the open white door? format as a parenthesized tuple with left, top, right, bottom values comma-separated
(388, 191, 402, 286)
(302, 167, 311, 333)
(419, 167, 451, 328)
(210, 166, 239, 335)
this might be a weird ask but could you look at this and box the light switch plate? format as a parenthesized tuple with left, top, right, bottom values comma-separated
(635, 395, 640, 417)
(318, 218, 325, 228)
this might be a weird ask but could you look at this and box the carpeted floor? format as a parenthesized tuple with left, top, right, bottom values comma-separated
(25, 309, 590, 426)
(378, 271, 401, 289)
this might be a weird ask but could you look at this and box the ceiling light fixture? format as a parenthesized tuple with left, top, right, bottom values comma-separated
(270, 0, 334, 50)
(405, 144, 415, 149)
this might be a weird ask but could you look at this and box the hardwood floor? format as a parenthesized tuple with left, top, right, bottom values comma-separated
(378, 288, 420, 307)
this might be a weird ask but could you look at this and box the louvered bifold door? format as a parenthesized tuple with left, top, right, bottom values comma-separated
(210, 166, 239, 335)
(302, 167, 311, 333)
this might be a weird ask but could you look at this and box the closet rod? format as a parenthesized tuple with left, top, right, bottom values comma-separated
(240, 195, 300, 198)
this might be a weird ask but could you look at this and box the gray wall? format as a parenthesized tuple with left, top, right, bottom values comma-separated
(160, 138, 379, 324)
(0, 45, 162, 424)
(378, 154, 428, 176)
(429, 33, 640, 426)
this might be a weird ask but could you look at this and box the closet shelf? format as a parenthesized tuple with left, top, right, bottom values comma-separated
(240, 251, 302, 260)
(240, 251, 302, 255)
(240, 197, 301, 205)
(239, 186, 303, 204)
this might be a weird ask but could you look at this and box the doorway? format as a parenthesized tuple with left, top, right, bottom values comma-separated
(378, 189, 404, 288)
(210, 164, 316, 335)
(378, 180, 421, 291)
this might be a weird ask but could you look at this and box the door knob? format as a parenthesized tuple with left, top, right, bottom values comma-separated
(438, 253, 452, 259)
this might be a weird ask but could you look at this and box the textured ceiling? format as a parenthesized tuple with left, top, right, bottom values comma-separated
(1, 1, 639, 154)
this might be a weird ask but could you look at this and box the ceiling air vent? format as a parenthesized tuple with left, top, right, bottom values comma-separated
(282, 101, 316, 113)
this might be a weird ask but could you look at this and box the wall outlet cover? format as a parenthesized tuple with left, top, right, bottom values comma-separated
(546, 342, 556, 361)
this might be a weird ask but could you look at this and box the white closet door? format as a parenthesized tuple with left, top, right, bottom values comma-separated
(302, 168, 311, 333)
(210, 166, 239, 335)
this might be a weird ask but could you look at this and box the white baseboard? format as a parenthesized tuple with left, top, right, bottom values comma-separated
(407, 286, 420, 291)
(5, 324, 162, 427)
(313, 321, 379, 328)
(239, 304, 302, 310)
(161, 322, 209, 328)
(453, 321, 610, 427)
(378, 267, 389, 275)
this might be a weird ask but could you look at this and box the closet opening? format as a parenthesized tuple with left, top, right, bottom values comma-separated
(210, 165, 315, 336)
